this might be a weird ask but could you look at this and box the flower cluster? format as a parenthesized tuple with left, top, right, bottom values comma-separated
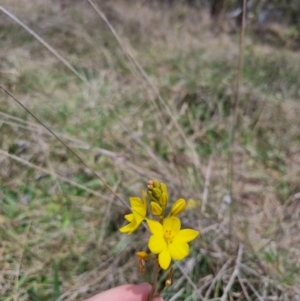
(119, 180, 199, 272)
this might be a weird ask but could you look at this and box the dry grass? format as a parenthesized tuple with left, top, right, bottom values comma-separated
(1, 0, 300, 300)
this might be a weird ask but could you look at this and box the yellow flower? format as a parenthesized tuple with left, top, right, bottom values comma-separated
(119, 192, 147, 235)
(147, 217, 199, 270)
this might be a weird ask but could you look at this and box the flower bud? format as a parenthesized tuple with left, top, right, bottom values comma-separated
(136, 251, 150, 261)
(152, 187, 162, 199)
(160, 182, 168, 194)
(169, 198, 186, 217)
(147, 180, 154, 190)
(152, 179, 160, 188)
(150, 202, 163, 216)
(159, 192, 168, 209)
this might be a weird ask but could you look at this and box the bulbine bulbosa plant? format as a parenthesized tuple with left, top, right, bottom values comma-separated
(119, 180, 199, 301)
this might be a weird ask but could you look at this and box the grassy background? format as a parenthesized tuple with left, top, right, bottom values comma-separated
(1, 0, 300, 300)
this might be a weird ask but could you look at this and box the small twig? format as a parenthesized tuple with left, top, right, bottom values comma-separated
(243, 277, 264, 301)
(204, 258, 233, 299)
(220, 244, 244, 301)
(238, 274, 252, 301)
(168, 288, 185, 301)
(240, 263, 263, 278)
(176, 262, 205, 300)
(0, 6, 87, 83)
(201, 156, 213, 213)
(240, 263, 282, 289)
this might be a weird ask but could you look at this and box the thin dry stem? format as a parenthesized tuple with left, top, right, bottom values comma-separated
(168, 288, 185, 301)
(220, 244, 244, 301)
(238, 274, 252, 301)
(243, 277, 264, 301)
(204, 258, 233, 299)
(201, 155, 213, 213)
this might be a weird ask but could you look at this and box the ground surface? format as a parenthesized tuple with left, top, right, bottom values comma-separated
(0, 1, 300, 300)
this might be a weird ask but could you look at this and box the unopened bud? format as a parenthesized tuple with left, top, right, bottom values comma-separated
(136, 251, 150, 261)
(153, 179, 160, 188)
(159, 192, 168, 208)
(148, 179, 154, 185)
(150, 202, 163, 216)
(147, 190, 153, 199)
(169, 198, 186, 217)
(160, 183, 168, 194)
(152, 187, 161, 199)
(147, 180, 154, 190)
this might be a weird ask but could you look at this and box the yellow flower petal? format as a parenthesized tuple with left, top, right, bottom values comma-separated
(119, 219, 138, 235)
(142, 183, 199, 270)
(175, 229, 199, 243)
(169, 241, 189, 260)
(147, 219, 163, 235)
(159, 247, 171, 270)
(148, 235, 167, 254)
(130, 197, 146, 222)
(129, 196, 142, 207)
(163, 217, 181, 236)
(120, 193, 147, 235)
(124, 213, 134, 222)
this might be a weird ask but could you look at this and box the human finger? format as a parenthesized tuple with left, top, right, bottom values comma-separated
(83, 283, 164, 301)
